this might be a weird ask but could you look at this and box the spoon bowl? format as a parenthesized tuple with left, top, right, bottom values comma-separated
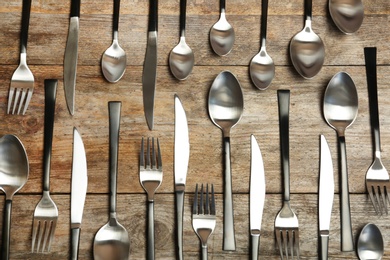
(329, 0, 364, 34)
(102, 39, 127, 83)
(357, 223, 384, 260)
(210, 1, 235, 57)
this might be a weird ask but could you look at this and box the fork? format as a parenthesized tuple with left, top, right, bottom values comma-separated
(31, 79, 59, 252)
(192, 184, 216, 260)
(364, 47, 390, 215)
(140, 137, 163, 260)
(274, 90, 300, 259)
(8, 0, 34, 115)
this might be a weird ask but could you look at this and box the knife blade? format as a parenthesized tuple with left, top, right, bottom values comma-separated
(64, 0, 80, 115)
(71, 127, 87, 260)
(250, 134, 266, 260)
(319, 134, 334, 260)
(142, 0, 158, 130)
(174, 94, 189, 260)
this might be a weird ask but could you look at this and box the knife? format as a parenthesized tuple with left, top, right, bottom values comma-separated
(250, 134, 266, 260)
(70, 127, 88, 260)
(174, 94, 190, 260)
(319, 135, 334, 260)
(64, 0, 81, 115)
(142, 0, 158, 130)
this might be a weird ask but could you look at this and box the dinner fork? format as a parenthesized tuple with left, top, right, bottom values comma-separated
(274, 90, 300, 259)
(364, 47, 390, 215)
(192, 184, 216, 260)
(8, 0, 34, 115)
(140, 137, 163, 260)
(31, 80, 59, 252)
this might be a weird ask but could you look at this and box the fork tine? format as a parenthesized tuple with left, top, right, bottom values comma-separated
(200, 184, 204, 214)
(151, 137, 156, 168)
(140, 137, 145, 168)
(295, 230, 300, 259)
(31, 220, 39, 252)
(22, 89, 33, 115)
(17, 89, 27, 114)
(368, 185, 379, 214)
(205, 184, 209, 214)
(282, 230, 288, 259)
(7, 88, 14, 114)
(275, 230, 283, 260)
(36, 220, 45, 252)
(289, 231, 294, 258)
(12, 89, 21, 114)
(193, 184, 198, 214)
(47, 220, 57, 251)
(146, 137, 151, 168)
(210, 184, 215, 215)
(41, 221, 51, 252)
(156, 138, 162, 169)
(379, 186, 388, 215)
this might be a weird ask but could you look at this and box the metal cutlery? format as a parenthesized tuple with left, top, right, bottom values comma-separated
(8, 0, 34, 115)
(70, 127, 88, 260)
(364, 47, 390, 215)
(274, 90, 300, 259)
(140, 137, 163, 260)
(174, 95, 190, 260)
(32, 79, 59, 253)
(250, 134, 266, 260)
(319, 135, 334, 260)
(64, 0, 81, 115)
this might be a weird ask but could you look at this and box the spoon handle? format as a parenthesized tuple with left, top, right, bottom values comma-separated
(179, 0, 186, 37)
(43, 79, 58, 192)
(108, 101, 121, 214)
(1, 200, 12, 260)
(364, 47, 381, 153)
(260, 0, 268, 47)
(277, 90, 290, 202)
(304, 0, 312, 21)
(220, 0, 226, 13)
(113, 0, 120, 34)
(20, 0, 32, 54)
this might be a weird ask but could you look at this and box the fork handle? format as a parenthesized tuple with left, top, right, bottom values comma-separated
(251, 235, 259, 260)
(43, 79, 58, 192)
(175, 190, 184, 260)
(147, 201, 155, 260)
(201, 245, 208, 260)
(1, 200, 12, 260)
(70, 228, 81, 260)
(20, 0, 32, 54)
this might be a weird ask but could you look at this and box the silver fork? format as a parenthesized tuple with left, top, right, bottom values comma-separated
(274, 90, 300, 259)
(364, 47, 390, 215)
(140, 137, 163, 260)
(31, 80, 59, 252)
(8, 0, 34, 115)
(192, 184, 216, 260)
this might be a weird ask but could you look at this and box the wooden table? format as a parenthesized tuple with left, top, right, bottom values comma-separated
(1, 0, 390, 259)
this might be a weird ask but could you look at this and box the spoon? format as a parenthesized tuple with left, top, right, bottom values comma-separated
(249, 0, 275, 90)
(169, 0, 194, 80)
(329, 0, 364, 34)
(290, 0, 325, 79)
(323, 71, 358, 252)
(208, 71, 243, 251)
(101, 0, 126, 83)
(357, 223, 384, 260)
(0, 135, 29, 260)
(94, 102, 130, 260)
(209, 0, 235, 56)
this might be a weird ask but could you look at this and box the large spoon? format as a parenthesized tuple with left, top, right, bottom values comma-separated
(329, 0, 364, 34)
(323, 72, 358, 252)
(357, 223, 384, 260)
(0, 135, 29, 260)
(101, 0, 127, 83)
(249, 0, 275, 90)
(208, 71, 244, 251)
(290, 0, 325, 79)
(209, 0, 235, 56)
(169, 0, 194, 80)
(94, 102, 130, 260)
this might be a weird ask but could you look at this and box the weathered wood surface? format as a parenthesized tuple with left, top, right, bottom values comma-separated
(1, 0, 390, 259)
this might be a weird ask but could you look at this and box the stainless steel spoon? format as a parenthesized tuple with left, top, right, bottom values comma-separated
(290, 0, 325, 79)
(357, 223, 384, 260)
(323, 72, 358, 252)
(169, 0, 194, 80)
(93, 102, 130, 260)
(102, 0, 126, 83)
(329, 0, 364, 34)
(249, 0, 275, 90)
(208, 71, 244, 251)
(0, 135, 29, 260)
(210, 0, 235, 56)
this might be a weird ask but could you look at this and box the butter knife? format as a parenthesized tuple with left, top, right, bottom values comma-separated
(174, 95, 190, 260)
(142, 0, 158, 130)
(64, 0, 80, 115)
(250, 135, 266, 260)
(71, 127, 87, 260)
(319, 135, 334, 260)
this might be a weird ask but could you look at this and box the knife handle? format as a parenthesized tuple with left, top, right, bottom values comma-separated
(113, 0, 120, 33)
(20, 0, 32, 54)
(147, 201, 155, 260)
(251, 235, 259, 260)
(1, 200, 12, 260)
(70, 228, 81, 260)
(179, 0, 186, 37)
(43, 79, 58, 192)
(175, 190, 184, 260)
(320, 233, 329, 260)
(148, 0, 158, 32)
(70, 0, 81, 17)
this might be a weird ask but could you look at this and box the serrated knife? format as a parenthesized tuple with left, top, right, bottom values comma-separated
(250, 134, 266, 260)
(70, 127, 87, 260)
(319, 135, 334, 260)
(174, 94, 190, 260)
(64, 0, 80, 115)
(142, 0, 158, 130)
